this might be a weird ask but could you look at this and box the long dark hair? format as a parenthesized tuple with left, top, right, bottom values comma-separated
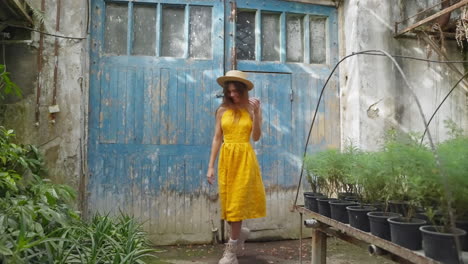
(216, 81, 249, 121)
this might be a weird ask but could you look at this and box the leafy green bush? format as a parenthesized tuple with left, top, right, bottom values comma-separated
(443, 139, 468, 219)
(379, 130, 437, 216)
(0, 65, 22, 100)
(0, 127, 155, 263)
(349, 151, 387, 205)
(305, 146, 357, 197)
(43, 213, 155, 264)
(304, 124, 467, 230)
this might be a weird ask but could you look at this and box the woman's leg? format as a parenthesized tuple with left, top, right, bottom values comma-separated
(229, 221, 242, 240)
(219, 221, 242, 264)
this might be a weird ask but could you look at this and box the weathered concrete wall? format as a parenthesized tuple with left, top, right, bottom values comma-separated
(339, 0, 468, 150)
(0, 0, 89, 207)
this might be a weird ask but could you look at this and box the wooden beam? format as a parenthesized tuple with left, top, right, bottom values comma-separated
(311, 228, 327, 264)
(296, 206, 439, 264)
(9, 0, 33, 25)
(419, 31, 468, 94)
(395, 0, 468, 37)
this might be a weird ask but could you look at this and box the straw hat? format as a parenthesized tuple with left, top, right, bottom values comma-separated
(217, 70, 254, 91)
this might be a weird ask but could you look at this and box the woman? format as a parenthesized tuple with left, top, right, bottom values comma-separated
(207, 70, 266, 264)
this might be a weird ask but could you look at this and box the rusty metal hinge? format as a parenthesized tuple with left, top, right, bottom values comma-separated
(230, 1, 237, 70)
(229, 1, 237, 22)
(231, 47, 237, 70)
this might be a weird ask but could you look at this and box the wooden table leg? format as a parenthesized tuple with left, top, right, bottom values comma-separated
(311, 228, 327, 264)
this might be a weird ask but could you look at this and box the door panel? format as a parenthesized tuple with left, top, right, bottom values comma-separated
(89, 0, 224, 245)
(225, 0, 340, 239)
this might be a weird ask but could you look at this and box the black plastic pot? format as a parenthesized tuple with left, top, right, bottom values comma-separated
(346, 205, 376, 232)
(367, 212, 401, 240)
(317, 198, 339, 218)
(414, 210, 444, 226)
(387, 217, 426, 250)
(388, 200, 410, 217)
(303, 193, 325, 212)
(414, 212, 430, 222)
(420, 225, 467, 264)
(455, 220, 468, 251)
(344, 196, 359, 202)
(338, 192, 357, 200)
(361, 202, 384, 212)
(329, 200, 358, 223)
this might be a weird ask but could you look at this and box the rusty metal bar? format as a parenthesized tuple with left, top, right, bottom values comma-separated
(296, 206, 439, 264)
(35, 0, 45, 125)
(395, 0, 468, 37)
(51, 0, 62, 123)
(230, 1, 237, 70)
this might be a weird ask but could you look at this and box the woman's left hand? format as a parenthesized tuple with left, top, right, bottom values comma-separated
(249, 98, 261, 116)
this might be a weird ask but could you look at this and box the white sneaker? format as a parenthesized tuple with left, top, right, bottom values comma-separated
(218, 241, 238, 264)
(237, 227, 250, 256)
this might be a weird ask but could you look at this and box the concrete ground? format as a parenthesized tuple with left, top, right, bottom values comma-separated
(145, 238, 395, 264)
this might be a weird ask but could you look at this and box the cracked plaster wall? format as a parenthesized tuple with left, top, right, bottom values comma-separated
(339, 0, 468, 150)
(0, 0, 89, 208)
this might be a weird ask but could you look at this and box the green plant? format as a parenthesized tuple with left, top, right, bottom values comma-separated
(305, 146, 356, 197)
(349, 151, 387, 205)
(42, 213, 155, 264)
(0, 65, 22, 100)
(0, 127, 156, 263)
(379, 130, 437, 218)
(436, 134, 468, 225)
(407, 120, 468, 231)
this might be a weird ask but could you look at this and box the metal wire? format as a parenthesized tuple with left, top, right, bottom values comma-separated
(1, 34, 6, 76)
(293, 49, 465, 262)
(359, 52, 468, 63)
(0, 22, 87, 40)
(421, 71, 468, 144)
(292, 50, 373, 208)
(293, 50, 468, 208)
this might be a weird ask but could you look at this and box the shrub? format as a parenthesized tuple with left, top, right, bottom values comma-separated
(0, 127, 155, 263)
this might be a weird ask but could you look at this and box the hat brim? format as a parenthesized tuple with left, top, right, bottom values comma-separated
(217, 76, 254, 91)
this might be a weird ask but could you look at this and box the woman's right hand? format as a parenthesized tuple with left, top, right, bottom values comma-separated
(207, 167, 215, 185)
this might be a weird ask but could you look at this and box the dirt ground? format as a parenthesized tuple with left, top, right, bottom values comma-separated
(145, 238, 395, 264)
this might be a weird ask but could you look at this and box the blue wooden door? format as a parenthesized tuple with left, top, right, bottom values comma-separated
(226, 0, 339, 238)
(89, 0, 339, 244)
(88, 0, 225, 245)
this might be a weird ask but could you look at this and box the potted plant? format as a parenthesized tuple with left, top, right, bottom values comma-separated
(440, 132, 468, 252)
(305, 147, 356, 218)
(328, 145, 360, 223)
(346, 150, 400, 239)
(381, 131, 429, 250)
(312, 149, 341, 217)
(418, 132, 468, 263)
(304, 151, 330, 212)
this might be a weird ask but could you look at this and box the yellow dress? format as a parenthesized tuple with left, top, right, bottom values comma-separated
(218, 108, 266, 222)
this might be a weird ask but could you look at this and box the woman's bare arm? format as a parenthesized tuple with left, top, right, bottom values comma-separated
(207, 107, 225, 184)
(250, 98, 262, 141)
